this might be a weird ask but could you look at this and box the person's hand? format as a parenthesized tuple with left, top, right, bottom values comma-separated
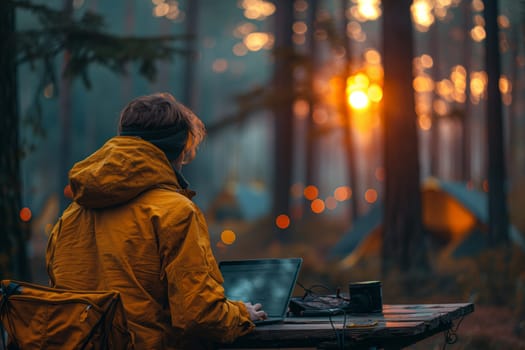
(244, 302, 268, 321)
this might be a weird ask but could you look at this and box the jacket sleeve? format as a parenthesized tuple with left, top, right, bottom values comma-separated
(158, 202, 254, 343)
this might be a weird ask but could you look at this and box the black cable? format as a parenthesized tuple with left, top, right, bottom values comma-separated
(296, 281, 334, 298)
(442, 316, 464, 350)
(296, 281, 350, 349)
(296, 282, 348, 302)
(341, 311, 347, 349)
(327, 312, 341, 349)
(1, 288, 9, 350)
(325, 308, 350, 350)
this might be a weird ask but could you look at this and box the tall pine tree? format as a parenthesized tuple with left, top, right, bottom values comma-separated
(381, 0, 428, 274)
(0, 0, 188, 280)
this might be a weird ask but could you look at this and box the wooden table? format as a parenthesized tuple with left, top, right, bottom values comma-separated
(220, 303, 474, 349)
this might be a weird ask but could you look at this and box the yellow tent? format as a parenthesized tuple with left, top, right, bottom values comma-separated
(332, 178, 524, 267)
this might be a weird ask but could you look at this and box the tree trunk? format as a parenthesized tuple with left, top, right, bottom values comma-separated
(484, 0, 509, 245)
(339, 0, 358, 222)
(429, 21, 440, 177)
(461, 1, 472, 181)
(183, 0, 199, 109)
(304, 0, 318, 216)
(305, 0, 317, 186)
(272, 0, 294, 239)
(381, 0, 428, 273)
(0, 1, 29, 280)
(121, 0, 134, 102)
(58, 0, 74, 212)
(507, 18, 519, 191)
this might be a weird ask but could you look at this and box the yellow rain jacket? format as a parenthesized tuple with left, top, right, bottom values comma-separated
(46, 136, 254, 349)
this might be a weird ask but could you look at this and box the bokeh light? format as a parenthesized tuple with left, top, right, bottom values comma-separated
(433, 99, 449, 116)
(303, 185, 319, 200)
(334, 186, 352, 201)
(292, 21, 307, 35)
(275, 214, 291, 229)
(20, 207, 32, 222)
(293, 99, 310, 119)
(294, 0, 308, 12)
(364, 189, 378, 203)
(325, 196, 338, 210)
(64, 185, 73, 199)
(420, 54, 433, 69)
(233, 43, 248, 56)
(351, 0, 381, 22)
(375, 167, 385, 182)
(413, 75, 434, 93)
(470, 25, 486, 42)
(482, 180, 489, 192)
(212, 59, 228, 73)
(312, 107, 329, 124)
(497, 15, 510, 29)
(240, 0, 276, 20)
(418, 114, 432, 131)
(151, 0, 184, 21)
(233, 22, 257, 38)
(311, 199, 325, 214)
(411, 0, 435, 31)
(470, 71, 487, 103)
(349, 91, 370, 110)
(364, 49, 381, 65)
(472, 0, 484, 12)
(243, 32, 273, 51)
(499, 76, 511, 94)
(290, 183, 305, 198)
(221, 229, 236, 245)
(43, 83, 54, 98)
(368, 84, 383, 103)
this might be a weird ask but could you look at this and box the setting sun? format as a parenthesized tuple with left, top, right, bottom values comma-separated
(349, 90, 370, 110)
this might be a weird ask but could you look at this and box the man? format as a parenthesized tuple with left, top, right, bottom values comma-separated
(46, 93, 267, 349)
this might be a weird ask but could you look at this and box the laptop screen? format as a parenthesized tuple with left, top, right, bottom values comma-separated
(219, 258, 302, 318)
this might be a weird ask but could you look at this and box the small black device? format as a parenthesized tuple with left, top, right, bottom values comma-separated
(348, 280, 383, 313)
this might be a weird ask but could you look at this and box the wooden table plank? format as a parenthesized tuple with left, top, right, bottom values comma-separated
(220, 303, 474, 349)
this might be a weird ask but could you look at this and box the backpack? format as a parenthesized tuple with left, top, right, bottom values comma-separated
(0, 280, 134, 350)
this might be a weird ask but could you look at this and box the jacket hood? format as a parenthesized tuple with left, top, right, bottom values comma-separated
(69, 136, 180, 209)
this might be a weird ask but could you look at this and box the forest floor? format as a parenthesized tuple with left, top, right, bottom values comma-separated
(406, 304, 525, 349)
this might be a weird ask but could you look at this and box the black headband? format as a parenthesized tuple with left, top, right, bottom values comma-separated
(120, 124, 189, 161)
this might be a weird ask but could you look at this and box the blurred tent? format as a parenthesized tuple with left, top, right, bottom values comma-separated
(330, 178, 525, 267)
(206, 180, 270, 222)
(234, 182, 270, 220)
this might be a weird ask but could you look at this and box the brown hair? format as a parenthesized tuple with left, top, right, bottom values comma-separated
(118, 92, 205, 164)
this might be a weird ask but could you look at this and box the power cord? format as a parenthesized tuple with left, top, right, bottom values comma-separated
(297, 282, 333, 296)
(296, 282, 349, 349)
(442, 316, 464, 350)
(328, 310, 348, 349)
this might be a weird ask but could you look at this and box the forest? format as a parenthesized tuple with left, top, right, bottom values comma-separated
(1, 0, 524, 348)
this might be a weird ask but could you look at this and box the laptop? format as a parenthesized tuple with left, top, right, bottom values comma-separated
(219, 258, 302, 325)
